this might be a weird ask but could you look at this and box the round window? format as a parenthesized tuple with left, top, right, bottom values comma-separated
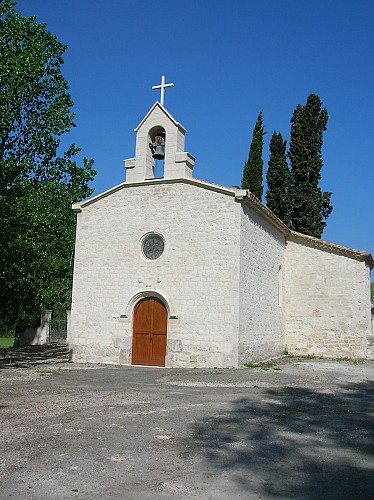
(142, 233, 165, 260)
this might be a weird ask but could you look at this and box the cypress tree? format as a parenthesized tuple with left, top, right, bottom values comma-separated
(242, 110, 265, 199)
(266, 132, 292, 226)
(288, 94, 332, 238)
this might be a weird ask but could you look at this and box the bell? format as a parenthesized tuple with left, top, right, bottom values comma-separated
(152, 145, 165, 160)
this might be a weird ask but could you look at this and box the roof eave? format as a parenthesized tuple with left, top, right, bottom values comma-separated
(290, 230, 374, 268)
(235, 191, 291, 236)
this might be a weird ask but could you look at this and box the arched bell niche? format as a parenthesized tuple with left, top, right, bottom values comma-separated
(148, 125, 166, 179)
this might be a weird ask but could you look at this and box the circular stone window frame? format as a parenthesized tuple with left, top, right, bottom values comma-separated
(140, 232, 165, 261)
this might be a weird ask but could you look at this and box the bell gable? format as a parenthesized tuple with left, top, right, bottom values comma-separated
(124, 102, 195, 183)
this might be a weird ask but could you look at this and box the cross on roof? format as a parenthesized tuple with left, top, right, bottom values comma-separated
(152, 75, 174, 106)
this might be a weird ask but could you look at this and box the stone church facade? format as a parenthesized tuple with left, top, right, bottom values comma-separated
(69, 100, 373, 368)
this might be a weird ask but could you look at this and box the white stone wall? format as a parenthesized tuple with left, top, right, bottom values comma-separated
(70, 180, 242, 368)
(284, 238, 371, 359)
(238, 205, 286, 364)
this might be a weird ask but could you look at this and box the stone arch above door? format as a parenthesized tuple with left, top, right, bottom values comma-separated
(123, 290, 177, 319)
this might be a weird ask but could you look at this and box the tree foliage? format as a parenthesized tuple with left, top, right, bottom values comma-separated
(266, 131, 291, 226)
(288, 94, 332, 238)
(0, 0, 96, 328)
(242, 110, 265, 199)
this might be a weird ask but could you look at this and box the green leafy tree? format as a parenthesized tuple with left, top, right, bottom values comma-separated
(0, 0, 96, 329)
(242, 110, 265, 199)
(288, 94, 332, 238)
(266, 131, 292, 226)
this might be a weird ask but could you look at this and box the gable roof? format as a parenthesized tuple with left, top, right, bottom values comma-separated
(72, 177, 373, 269)
(72, 177, 238, 212)
(134, 102, 187, 133)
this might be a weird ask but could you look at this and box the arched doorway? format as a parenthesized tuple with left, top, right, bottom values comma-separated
(132, 297, 168, 366)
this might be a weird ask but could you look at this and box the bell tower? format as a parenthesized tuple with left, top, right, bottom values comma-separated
(124, 76, 195, 183)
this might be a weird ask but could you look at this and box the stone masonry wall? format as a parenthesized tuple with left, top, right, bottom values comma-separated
(284, 238, 371, 359)
(70, 181, 242, 368)
(238, 205, 286, 364)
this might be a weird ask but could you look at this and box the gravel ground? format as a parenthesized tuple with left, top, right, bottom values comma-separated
(1, 351, 373, 499)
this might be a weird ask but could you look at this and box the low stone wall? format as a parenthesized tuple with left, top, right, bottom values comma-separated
(13, 311, 52, 347)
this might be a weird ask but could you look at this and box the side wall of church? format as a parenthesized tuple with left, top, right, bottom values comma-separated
(238, 205, 286, 364)
(284, 239, 371, 358)
(70, 181, 242, 368)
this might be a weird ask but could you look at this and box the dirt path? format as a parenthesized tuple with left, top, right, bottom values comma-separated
(1, 355, 373, 499)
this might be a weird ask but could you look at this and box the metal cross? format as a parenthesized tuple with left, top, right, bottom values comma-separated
(152, 75, 174, 106)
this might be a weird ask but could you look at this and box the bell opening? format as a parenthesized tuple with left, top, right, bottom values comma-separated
(149, 129, 166, 161)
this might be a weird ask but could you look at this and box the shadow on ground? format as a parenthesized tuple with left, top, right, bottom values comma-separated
(0, 344, 69, 368)
(186, 380, 374, 499)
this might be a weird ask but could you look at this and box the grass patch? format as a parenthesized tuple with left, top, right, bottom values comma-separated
(333, 356, 364, 365)
(0, 337, 14, 348)
(245, 361, 275, 371)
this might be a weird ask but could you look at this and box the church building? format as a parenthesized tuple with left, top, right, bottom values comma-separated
(69, 78, 373, 367)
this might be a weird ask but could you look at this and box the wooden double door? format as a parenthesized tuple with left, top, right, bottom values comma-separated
(132, 298, 168, 366)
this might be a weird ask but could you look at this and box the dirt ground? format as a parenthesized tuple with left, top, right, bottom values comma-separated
(1, 348, 373, 499)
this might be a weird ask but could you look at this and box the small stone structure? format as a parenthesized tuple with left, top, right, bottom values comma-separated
(14, 310, 51, 347)
(13, 310, 71, 347)
(69, 86, 374, 367)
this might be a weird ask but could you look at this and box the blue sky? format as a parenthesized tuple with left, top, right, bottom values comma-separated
(16, 0, 374, 262)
